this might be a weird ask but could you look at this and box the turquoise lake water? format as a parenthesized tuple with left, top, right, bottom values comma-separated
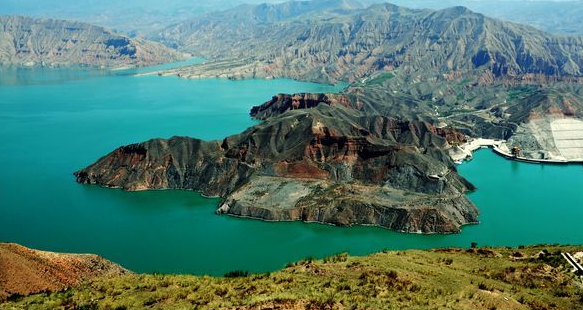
(1, 65, 582, 275)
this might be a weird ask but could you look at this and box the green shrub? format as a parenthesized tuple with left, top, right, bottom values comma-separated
(223, 270, 249, 278)
(324, 252, 348, 263)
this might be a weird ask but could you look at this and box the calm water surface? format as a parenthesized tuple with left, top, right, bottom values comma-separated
(1, 65, 582, 275)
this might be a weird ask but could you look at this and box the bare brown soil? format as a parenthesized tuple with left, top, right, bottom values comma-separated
(0, 243, 130, 300)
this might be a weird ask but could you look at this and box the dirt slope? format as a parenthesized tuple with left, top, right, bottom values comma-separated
(0, 243, 130, 300)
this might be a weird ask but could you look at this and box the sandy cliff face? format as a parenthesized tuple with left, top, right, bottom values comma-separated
(75, 100, 478, 233)
(0, 243, 130, 301)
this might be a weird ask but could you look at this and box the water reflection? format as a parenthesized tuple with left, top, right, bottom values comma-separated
(0, 66, 111, 86)
(0, 58, 204, 86)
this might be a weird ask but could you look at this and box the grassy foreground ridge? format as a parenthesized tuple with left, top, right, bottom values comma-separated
(2, 245, 583, 310)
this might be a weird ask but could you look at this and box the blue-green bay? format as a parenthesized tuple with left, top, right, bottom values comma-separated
(1, 67, 582, 276)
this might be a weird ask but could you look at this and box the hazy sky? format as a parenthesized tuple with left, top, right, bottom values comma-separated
(3, 0, 581, 15)
(2, 0, 583, 35)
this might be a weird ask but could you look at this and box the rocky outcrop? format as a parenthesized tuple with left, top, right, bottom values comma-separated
(250, 93, 357, 120)
(251, 93, 469, 144)
(75, 137, 252, 195)
(0, 243, 130, 301)
(218, 176, 476, 233)
(0, 15, 185, 68)
(76, 103, 478, 233)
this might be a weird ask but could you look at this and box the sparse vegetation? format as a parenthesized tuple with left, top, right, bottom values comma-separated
(323, 252, 348, 263)
(223, 270, 249, 278)
(2, 245, 582, 310)
(362, 72, 395, 86)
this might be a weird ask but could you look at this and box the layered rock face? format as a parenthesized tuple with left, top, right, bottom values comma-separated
(0, 16, 185, 67)
(76, 102, 478, 233)
(250, 93, 358, 120)
(0, 243, 130, 300)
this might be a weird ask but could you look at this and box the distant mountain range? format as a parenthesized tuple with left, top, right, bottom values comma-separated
(0, 0, 286, 35)
(152, 1, 583, 84)
(3, 0, 583, 36)
(0, 16, 185, 67)
(367, 0, 583, 36)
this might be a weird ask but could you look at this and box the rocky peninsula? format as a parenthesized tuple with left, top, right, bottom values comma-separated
(75, 97, 478, 234)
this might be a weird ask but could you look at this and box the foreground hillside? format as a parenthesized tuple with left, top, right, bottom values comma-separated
(0, 16, 185, 67)
(0, 243, 130, 301)
(2, 244, 582, 310)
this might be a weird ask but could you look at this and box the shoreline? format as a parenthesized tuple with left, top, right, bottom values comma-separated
(452, 138, 583, 165)
(219, 211, 480, 235)
(491, 146, 583, 165)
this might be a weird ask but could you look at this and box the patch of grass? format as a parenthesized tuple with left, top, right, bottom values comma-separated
(323, 252, 348, 264)
(364, 72, 395, 86)
(506, 86, 537, 101)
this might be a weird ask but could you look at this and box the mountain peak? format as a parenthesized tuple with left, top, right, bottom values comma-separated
(437, 5, 475, 17)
